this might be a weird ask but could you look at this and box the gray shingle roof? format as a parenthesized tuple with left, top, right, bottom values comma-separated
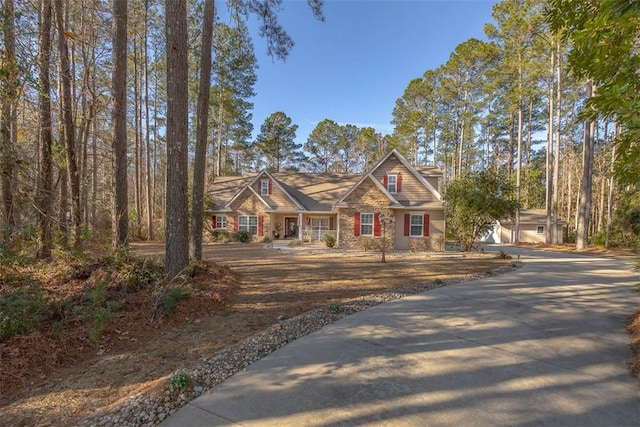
(273, 173, 361, 211)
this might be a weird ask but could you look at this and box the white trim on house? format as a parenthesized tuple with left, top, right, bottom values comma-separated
(335, 149, 441, 206)
(225, 185, 271, 210)
(360, 212, 374, 236)
(249, 170, 306, 211)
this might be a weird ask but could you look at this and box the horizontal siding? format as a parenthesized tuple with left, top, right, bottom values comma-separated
(265, 181, 299, 210)
(372, 156, 438, 205)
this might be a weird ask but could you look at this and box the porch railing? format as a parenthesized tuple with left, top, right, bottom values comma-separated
(303, 228, 336, 242)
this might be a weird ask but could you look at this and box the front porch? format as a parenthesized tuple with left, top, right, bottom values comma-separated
(269, 213, 337, 243)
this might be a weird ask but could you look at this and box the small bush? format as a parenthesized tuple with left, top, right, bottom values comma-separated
(210, 229, 231, 243)
(234, 230, 253, 243)
(589, 232, 607, 247)
(169, 369, 190, 392)
(88, 306, 112, 342)
(0, 284, 45, 340)
(323, 233, 336, 248)
(107, 247, 164, 291)
(85, 281, 114, 342)
(158, 287, 190, 314)
(328, 302, 341, 313)
(260, 236, 272, 244)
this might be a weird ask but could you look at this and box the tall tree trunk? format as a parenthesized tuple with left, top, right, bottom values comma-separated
(514, 57, 523, 244)
(458, 89, 468, 176)
(524, 98, 533, 208)
(604, 124, 617, 248)
(576, 81, 595, 250)
(191, 0, 215, 261)
(165, 0, 189, 279)
(546, 45, 554, 244)
(1, 0, 18, 240)
(145, 0, 153, 241)
(134, 36, 142, 239)
(597, 121, 608, 233)
(552, 39, 562, 244)
(216, 91, 224, 177)
(112, 0, 129, 248)
(59, 168, 68, 239)
(36, 0, 54, 260)
(54, 0, 82, 248)
(507, 111, 514, 178)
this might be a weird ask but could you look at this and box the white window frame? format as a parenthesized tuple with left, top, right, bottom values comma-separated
(260, 179, 269, 196)
(536, 225, 544, 234)
(216, 215, 227, 229)
(410, 213, 423, 237)
(238, 215, 258, 235)
(387, 174, 398, 193)
(360, 213, 374, 236)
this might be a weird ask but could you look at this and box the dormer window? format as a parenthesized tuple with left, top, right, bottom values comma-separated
(260, 179, 270, 196)
(387, 174, 398, 193)
(383, 173, 402, 193)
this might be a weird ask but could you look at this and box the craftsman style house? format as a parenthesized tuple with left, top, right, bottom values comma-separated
(207, 150, 445, 251)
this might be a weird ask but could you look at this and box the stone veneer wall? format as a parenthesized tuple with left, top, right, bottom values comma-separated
(339, 177, 394, 250)
(228, 190, 271, 240)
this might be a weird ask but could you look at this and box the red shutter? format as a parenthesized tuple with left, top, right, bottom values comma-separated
(354, 213, 360, 236)
(374, 213, 381, 236)
(233, 215, 239, 232)
(211, 215, 217, 229)
(423, 214, 430, 236)
(268, 180, 273, 195)
(258, 215, 264, 236)
(404, 214, 410, 236)
(397, 174, 402, 192)
(383, 174, 388, 189)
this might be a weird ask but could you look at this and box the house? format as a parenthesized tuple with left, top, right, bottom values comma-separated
(483, 209, 566, 244)
(206, 150, 445, 251)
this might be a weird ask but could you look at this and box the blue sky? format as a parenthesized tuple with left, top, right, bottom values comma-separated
(238, 0, 497, 145)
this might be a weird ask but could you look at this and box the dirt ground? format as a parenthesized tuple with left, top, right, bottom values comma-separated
(2, 243, 510, 427)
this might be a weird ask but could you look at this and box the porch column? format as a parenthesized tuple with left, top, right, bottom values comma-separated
(298, 212, 303, 240)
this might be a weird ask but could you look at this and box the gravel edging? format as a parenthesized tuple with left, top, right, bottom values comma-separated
(79, 261, 523, 427)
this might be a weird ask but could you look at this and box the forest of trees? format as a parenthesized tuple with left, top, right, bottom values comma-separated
(0, 0, 638, 276)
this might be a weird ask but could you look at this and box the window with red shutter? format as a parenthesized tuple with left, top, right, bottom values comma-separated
(258, 215, 264, 236)
(211, 215, 216, 229)
(404, 214, 410, 236)
(233, 215, 239, 232)
(354, 212, 360, 236)
(397, 173, 402, 192)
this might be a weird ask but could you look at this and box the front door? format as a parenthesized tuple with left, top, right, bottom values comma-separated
(285, 217, 297, 239)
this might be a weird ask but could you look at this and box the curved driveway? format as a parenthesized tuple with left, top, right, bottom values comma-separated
(161, 246, 640, 426)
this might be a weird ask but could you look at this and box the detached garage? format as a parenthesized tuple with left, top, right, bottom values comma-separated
(485, 209, 566, 244)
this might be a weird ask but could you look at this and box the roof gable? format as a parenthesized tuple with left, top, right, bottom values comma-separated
(225, 184, 271, 210)
(247, 170, 306, 210)
(337, 149, 442, 205)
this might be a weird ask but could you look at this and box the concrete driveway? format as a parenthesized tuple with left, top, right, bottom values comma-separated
(160, 246, 640, 426)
